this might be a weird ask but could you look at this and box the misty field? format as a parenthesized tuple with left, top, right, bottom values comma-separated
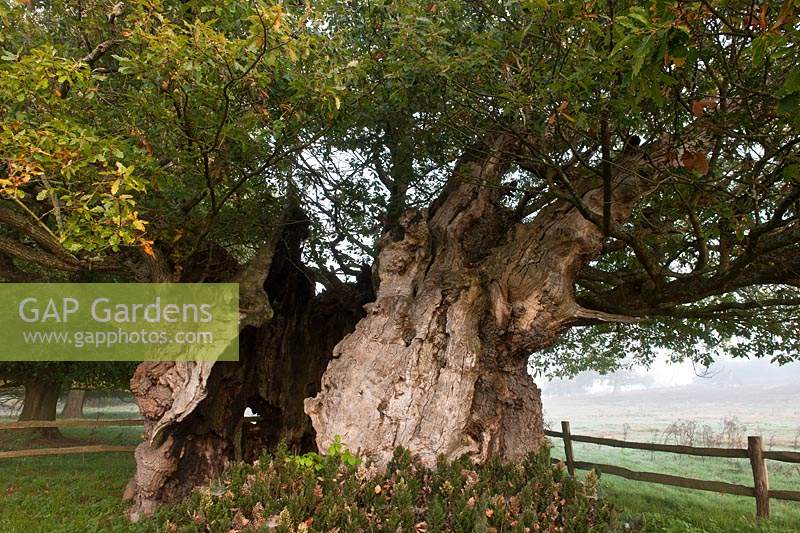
(543, 382, 800, 448)
(544, 382, 800, 531)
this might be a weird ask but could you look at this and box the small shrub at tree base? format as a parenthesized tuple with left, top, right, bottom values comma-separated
(150, 442, 617, 532)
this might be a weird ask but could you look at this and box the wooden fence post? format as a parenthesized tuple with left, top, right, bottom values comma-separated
(748, 436, 770, 518)
(562, 421, 575, 476)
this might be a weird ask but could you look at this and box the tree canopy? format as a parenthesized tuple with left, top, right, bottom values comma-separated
(1, 0, 799, 378)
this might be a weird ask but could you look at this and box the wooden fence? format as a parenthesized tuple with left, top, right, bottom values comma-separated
(0, 418, 143, 459)
(547, 421, 800, 519)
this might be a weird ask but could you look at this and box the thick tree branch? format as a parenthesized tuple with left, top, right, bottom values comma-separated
(0, 235, 80, 271)
(0, 206, 74, 262)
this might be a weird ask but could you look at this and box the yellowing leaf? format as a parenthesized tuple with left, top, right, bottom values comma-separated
(141, 239, 156, 258)
(271, 10, 284, 31)
(111, 179, 121, 195)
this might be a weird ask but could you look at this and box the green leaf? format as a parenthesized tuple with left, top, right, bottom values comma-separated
(632, 35, 652, 77)
(783, 69, 800, 95)
(751, 36, 768, 67)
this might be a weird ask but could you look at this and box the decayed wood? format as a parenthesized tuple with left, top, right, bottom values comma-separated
(0, 445, 136, 459)
(748, 436, 770, 518)
(0, 418, 144, 430)
(127, 207, 370, 518)
(561, 421, 575, 476)
(572, 461, 755, 497)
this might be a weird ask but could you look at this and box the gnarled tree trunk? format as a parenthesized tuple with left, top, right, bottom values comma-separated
(126, 209, 371, 519)
(307, 135, 648, 467)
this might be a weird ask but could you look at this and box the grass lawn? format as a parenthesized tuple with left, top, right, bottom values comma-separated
(0, 422, 142, 533)
(0, 453, 138, 533)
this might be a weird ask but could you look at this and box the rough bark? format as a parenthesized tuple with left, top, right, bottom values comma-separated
(61, 389, 86, 419)
(19, 379, 62, 439)
(242, 249, 371, 460)
(306, 134, 651, 467)
(126, 209, 371, 519)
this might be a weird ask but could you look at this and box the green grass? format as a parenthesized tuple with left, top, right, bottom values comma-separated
(0, 424, 142, 533)
(0, 452, 137, 533)
(550, 441, 800, 532)
(0, 426, 798, 532)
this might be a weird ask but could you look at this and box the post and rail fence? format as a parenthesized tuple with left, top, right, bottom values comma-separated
(1, 418, 799, 518)
(548, 421, 800, 519)
(0, 417, 143, 459)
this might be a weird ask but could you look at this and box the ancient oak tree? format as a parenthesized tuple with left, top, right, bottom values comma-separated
(1, 0, 798, 515)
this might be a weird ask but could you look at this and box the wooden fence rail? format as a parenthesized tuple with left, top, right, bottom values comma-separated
(0, 416, 265, 459)
(0, 418, 144, 459)
(547, 421, 800, 519)
(1, 418, 145, 430)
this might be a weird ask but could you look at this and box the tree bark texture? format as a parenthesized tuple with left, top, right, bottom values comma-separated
(307, 134, 653, 467)
(127, 211, 370, 519)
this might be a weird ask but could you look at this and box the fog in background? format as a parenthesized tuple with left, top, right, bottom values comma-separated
(540, 356, 800, 397)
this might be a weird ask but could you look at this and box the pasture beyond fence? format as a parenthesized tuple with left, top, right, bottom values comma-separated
(1, 418, 799, 519)
(548, 421, 800, 519)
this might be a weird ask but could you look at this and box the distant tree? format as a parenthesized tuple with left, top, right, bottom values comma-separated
(543, 371, 602, 396)
(0, 362, 135, 437)
(61, 389, 86, 419)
